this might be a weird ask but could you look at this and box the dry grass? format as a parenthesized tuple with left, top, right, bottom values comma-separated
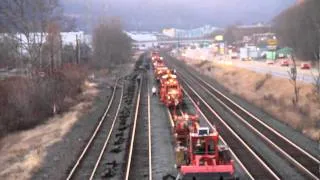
(0, 80, 99, 180)
(0, 61, 135, 180)
(195, 61, 320, 140)
(0, 65, 89, 138)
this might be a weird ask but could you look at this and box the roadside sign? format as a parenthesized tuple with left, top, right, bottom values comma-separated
(219, 43, 225, 55)
(215, 35, 224, 41)
(267, 45, 277, 50)
(266, 51, 276, 60)
(267, 39, 278, 46)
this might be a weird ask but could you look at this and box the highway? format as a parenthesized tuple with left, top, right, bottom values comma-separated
(229, 61, 316, 84)
(178, 48, 318, 84)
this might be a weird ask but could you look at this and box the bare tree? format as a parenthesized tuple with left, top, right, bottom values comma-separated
(46, 22, 62, 73)
(60, 15, 77, 32)
(92, 17, 131, 69)
(307, 0, 320, 98)
(275, 0, 320, 101)
(0, 0, 61, 69)
(61, 44, 76, 64)
(311, 51, 320, 98)
(274, 0, 320, 61)
(288, 55, 300, 105)
(224, 25, 237, 44)
(0, 35, 20, 68)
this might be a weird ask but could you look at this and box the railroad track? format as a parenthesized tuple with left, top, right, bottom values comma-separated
(66, 79, 124, 180)
(125, 73, 152, 180)
(166, 96, 258, 180)
(184, 71, 320, 179)
(166, 56, 320, 179)
(181, 79, 280, 179)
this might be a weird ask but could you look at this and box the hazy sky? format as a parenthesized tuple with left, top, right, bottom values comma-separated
(62, 0, 296, 30)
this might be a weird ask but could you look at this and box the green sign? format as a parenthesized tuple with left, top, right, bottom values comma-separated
(266, 51, 276, 60)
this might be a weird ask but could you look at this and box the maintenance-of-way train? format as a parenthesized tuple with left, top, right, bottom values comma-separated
(149, 52, 237, 180)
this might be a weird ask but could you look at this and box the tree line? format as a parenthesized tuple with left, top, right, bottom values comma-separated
(92, 18, 132, 69)
(274, 0, 320, 101)
(0, 0, 132, 138)
(274, 0, 320, 61)
(0, 0, 132, 70)
(0, 0, 78, 70)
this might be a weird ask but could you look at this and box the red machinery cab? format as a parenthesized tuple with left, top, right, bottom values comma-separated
(178, 127, 236, 180)
(151, 52, 160, 60)
(159, 74, 183, 107)
(173, 113, 200, 146)
(174, 113, 200, 168)
(152, 57, 164, 68)
(150, 51, 163, 68)
(154, 66, 169, 79)
(152, 58, 164, 69)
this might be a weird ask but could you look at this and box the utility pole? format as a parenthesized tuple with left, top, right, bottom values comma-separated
(76, 34, 80, 64)
(78, 36, 81, 64)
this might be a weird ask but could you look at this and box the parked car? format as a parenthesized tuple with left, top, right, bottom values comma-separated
(300, 63, 311, 69)
(230, 52, 239, 59)
(280, 60, 289, 66)
(266, 60, 274, 65)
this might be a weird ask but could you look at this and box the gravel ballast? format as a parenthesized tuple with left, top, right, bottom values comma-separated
(148, 67, 177, 179)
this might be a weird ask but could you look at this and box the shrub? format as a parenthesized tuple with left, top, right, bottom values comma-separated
(0, 65, 88, 138)
(195, 60, 209, 68)
(255, 73, 272, 91)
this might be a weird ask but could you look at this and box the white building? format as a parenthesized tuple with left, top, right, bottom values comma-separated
(162, 25, 219, 38)
(125, 31, 158, 50)
(125, 31, 157, 41)
(162, 28, 176, 38)
(0, 31, 91, 54)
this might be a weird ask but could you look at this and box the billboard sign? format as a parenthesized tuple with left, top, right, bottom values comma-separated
(267, 39, 278, 46)
(215, 35, 224, 41)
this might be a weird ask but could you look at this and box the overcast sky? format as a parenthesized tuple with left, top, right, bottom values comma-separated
(62, 0, 296, 30)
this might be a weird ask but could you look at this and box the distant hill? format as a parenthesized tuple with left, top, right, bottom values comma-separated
(60, 0, 296, 31)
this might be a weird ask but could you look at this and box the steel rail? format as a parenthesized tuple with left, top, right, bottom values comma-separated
(66, 79, 121, 180)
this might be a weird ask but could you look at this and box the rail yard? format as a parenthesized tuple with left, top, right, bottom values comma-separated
(60, 52, 319, 180)
(1, 1, 320, 180)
